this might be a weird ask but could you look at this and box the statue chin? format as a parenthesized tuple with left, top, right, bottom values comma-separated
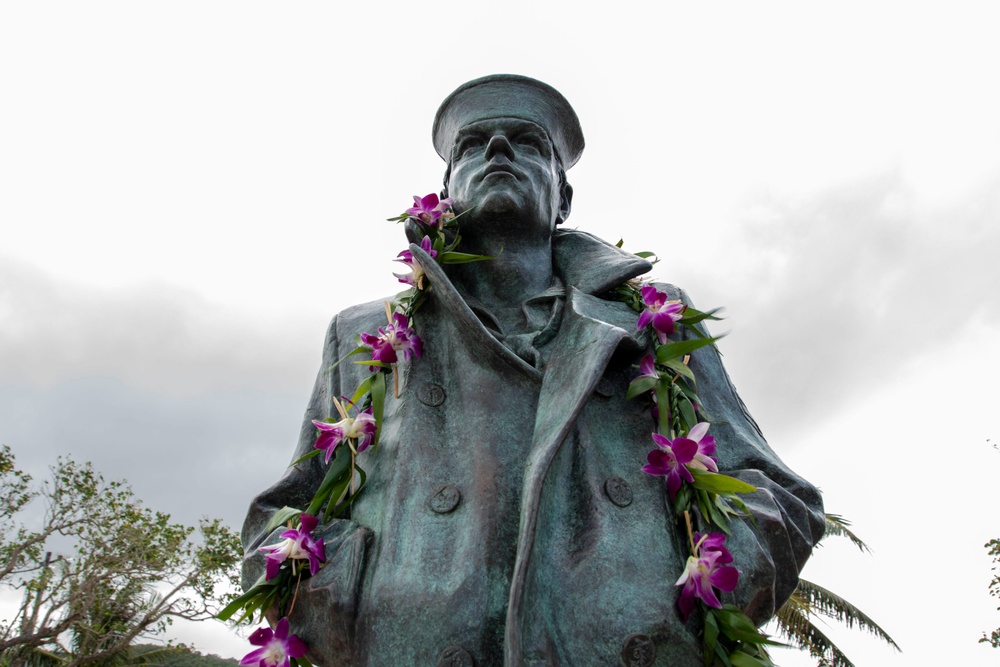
(460, 191, 556, 239)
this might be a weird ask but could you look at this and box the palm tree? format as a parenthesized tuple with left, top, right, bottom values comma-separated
(773, 514, 900, 667)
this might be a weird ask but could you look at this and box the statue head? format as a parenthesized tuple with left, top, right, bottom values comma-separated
(433, 75, 584, 237)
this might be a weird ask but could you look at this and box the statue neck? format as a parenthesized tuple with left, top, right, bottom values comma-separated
(445, 228, 554, 324)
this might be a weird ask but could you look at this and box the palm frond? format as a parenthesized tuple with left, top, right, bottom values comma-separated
(795, 578, 900, 652)
(774, 600, 856, 667)
(1, 646, 67, 667)
(821, 514, 870, 553)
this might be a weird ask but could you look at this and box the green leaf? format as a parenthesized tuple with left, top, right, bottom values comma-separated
(822, 513, 871, 553)
(678, 398, 697, 433)
(679, 307, 724, 325)
(662, 358, 695, 381)
(326, 345, 370, 374)
(655, 336, 722, 364)
(217, 575, 276, 621)
(675, 381, 703, 410)
(437, 250, 494, 264)
(704, 609, 720, 666)
(306, 449, 353, 516)
(264, 506, 304, 534)
(323, 473, 352, 523)
(634, 251, 657, 259)
(626, 375, 658, 399)
(350, 375, 373, 406)
(341, 465, 368, 510)
(656, 377, 671, 435)
(371, 371, 386, 454)
(673, 483, 693, 516)
(714, 643, 733, 667)
(698, 489, 731, 534)
(690, 470, 758, 495)
(728, 652, 769, 667)
(616, 238, 624, 248)
(716, 606, 782, 646)
(291, 448, 323, 466)
(354, 360, 389, 369)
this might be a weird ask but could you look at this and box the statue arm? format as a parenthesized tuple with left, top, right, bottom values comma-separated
(240, 314, 372, 665)
(241, 315, 341, 576)
(674, 286, 825, 625)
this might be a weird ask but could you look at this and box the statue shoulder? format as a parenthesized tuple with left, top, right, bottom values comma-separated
(316, 297, 397, 357)
(646, 280, 689, 305)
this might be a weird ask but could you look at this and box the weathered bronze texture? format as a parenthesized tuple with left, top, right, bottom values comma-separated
(242, 74, 824, 666)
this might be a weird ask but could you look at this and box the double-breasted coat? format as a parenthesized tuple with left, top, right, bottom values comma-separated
(242, 229, 825, 666)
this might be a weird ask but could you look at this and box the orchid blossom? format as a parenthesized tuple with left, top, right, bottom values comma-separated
(312, 405, 377, 462)
(638, 353, 658, 380)
(642, 433, 697, 500)
(636, 285, 685, 344)
(675, 532, 740, 620)
(361, 312, 422, 369)
(240, 617, 308, 667)
(258, 513, 326, 581)
(406, 193, 454, 225)
(393, 235, 437, 289)
(685, 422, 719, 473)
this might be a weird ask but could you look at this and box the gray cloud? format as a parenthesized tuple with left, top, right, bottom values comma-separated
(0, 259, 324, 396)
(687, 169, 1000, 442)
(0, 376, 304, 531)
(0, 261, 329, 528)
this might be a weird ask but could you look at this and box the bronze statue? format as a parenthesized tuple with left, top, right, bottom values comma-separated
(242, 74, 824, 666)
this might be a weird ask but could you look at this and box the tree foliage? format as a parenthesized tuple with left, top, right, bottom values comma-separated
(980, 537, 1000, 649)
(772, 514, 900, 667)
(0, 445, 241, 667)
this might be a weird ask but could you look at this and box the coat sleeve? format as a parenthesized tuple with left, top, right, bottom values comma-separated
(672, 285, 826, 625)
(240, 314, 372, 665)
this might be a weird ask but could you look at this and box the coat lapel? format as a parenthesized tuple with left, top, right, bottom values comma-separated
(412, 233, 654, 665)
(505, 287, 645, 665)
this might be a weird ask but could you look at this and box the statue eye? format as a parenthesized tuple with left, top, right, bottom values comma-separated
(514, 133, 548, 155)
(515, 134, 541, 150)
(456, 136, 485, 157)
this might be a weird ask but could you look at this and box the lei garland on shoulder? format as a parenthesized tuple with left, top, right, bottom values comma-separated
(221, 194, 780, 667)
(617, 276, 782, 666)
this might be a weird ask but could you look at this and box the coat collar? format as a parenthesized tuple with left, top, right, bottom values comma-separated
(552, 228, 653, 295)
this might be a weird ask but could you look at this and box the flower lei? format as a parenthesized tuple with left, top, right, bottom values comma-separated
(221, 193, 779, 667)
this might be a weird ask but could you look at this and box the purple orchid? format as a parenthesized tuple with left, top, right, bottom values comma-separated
(696, 531, 735, 565)
(406, 193, 454, 225)
(638, 353, 658, 380)
(361, 312, 423, 369)
(240, 617, 308, 667)
(685, 422, 719, 473)
(642, 433, 697, 500)
(393, 235, 437, 289)
(636, 285, 686, 344)
(258, 513, 326, 581)
(675, 533, 740, 620)
(311, 406, 377, 461)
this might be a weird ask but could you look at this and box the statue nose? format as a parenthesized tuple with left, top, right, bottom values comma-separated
(485, 134, 515, 161)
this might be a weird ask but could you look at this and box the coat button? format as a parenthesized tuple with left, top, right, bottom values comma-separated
(604, 476, 633, 507)
(438, 645, 474, 666)
(621, 633, 656, 667)
(429, 484, 462, 514)
(418, 382, 446, 407)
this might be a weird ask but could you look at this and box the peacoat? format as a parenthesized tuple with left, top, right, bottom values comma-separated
(242, 228, 825, 666)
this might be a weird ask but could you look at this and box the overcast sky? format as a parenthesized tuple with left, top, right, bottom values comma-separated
(2, 2, 999, 664)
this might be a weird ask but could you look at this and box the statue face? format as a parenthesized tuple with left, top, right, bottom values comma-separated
(446, 117, 564, 236)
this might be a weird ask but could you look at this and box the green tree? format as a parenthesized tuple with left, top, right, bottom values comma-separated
(980, 439, 999, 649)
(980, 537, 1000, 648)
(0, 445, 241, 667)
(773, 514, 900, 667)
